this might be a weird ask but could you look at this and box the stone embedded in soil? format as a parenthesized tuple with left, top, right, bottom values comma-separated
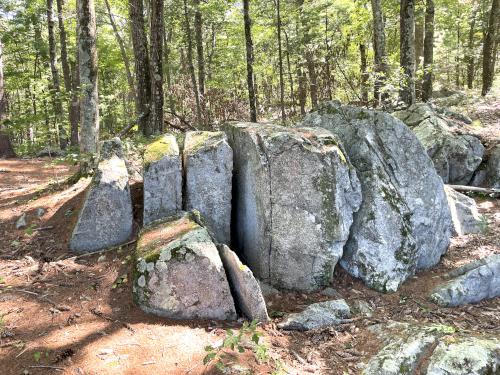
(15, 212, 27, 229)
(70, 138, 133, 253)
(218, 244, 269, 323)
(133, 212, 237, 320)
(429, 254, 500, 307)
(223, 121, 362, 292)
(183, 131, 233, 244)
(426, 337, 500, 375)
(278, 299, 351, 331)
(444, 185, 483, 236)
(302, 102, 452, 293)
(143, 134, 182, 225)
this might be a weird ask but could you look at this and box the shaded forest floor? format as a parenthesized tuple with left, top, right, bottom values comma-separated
(0, 97, 499, 375)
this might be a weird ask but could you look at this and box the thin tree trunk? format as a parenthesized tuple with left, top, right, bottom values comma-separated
(284, 30, 295, 113)
(298, 67, 307, 116)
(306, 52, 318, 109)
(77, 0, 99, 155)
(163, 29, 175, 114)
(70, 57, 80, 146)
(481, 0, 499, 96)
(149, 0, 164, 134)
(360, 44, 369, 104)
(415, 12, 424, 70)
(194, 0, 205, 99)
(243, 0, 257, 122)
(129, 0, 151, 135)
(455, 22, 462, 87)
(400, 0, 416, 105)
(371, 0, 389, 105)
(0, 41, 5, 122)
(275, 0, 285, 121)
(422, 0, 434, 102)
(466, 2, 479, 89)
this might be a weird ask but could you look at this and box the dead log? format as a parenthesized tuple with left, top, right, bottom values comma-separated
(447, 184, 500, 195)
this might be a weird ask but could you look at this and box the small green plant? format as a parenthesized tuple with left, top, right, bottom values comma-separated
(425, 324, 456, 334)
(478, 215, 489, 233)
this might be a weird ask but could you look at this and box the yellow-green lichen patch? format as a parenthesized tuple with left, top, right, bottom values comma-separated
(184, 131, 225, 154)
(143, 134, 179, 167)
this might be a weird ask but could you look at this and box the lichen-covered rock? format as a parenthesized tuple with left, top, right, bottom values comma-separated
(444, 186, 483, 236)
(426, 337, 500, 375)
(471, 144, 500, 189)
(143, 135, 182, 225)
(430, 254, 500, 307)
(394, 104, 485, 185)
(133, 213, 237, 320)
(223, 122, 362, 292)
(183, 131, 233, 244)
(278, 299, 351, 331)
(218, 245, 269, 323)
(70, 139, 133, 253)
(302, 102, 452, 292)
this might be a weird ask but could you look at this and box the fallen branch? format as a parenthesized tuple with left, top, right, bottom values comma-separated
(164, 110, 197, 130)
(55, 239, 137, 263)
(117, 111, 150, 138)
(29, 365, 64, 372)
(447, 184, 500, 195)
(90, 308, 135, 333)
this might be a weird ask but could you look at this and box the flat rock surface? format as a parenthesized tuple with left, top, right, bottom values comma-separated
(445, 185, 483, 236)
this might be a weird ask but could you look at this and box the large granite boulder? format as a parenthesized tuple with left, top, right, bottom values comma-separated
(394, 104, 485, 185)
(302, 102, 452, 292)
(133, 212, 237, 320)
(70, 138, 133, 253)
(183, 131, 233, 244)
(223, 122, 362, 292)
(219, 245, 269, 323)
(430, 254, 500, 307)
(143, 135, 182, 225)
(471, 143, 500, 189)
(444, 186, 483, 236)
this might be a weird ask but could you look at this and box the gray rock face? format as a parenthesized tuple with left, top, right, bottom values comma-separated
(394, 104, 485, 185)
(183, 131, 233, 244)
(444, 186, 483, 236)
(15, 213, 27, 229)
(223, 122, 362, 292)
(70, 139, 133, 253)
(426, 337, 500, 375)
(219, 245, 269, 323)
(133, 213, 237, 320)
(430, 254, 500, 307)
(472, 144, 500, 189)
(143, 135, 182, 225)
(278, 299, 351, 331)
(302, 102, 452, 292)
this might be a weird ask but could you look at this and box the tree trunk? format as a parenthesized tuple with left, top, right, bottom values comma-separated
(77, 0, 99, 155)
(455, 23, 462, 87)
(371, 0, 389, 105)
(360, 44, 369, 104)
(163, 28, 176, 114)
(284, 30, 295, 113)
(421, 0, 434, 102)
(481, 0, 500, 96)
(70, 56, 80, 146)
(243, 0, 257, 122)
(400, 0, 416, 105)
(415, 12, 424, 70)
(128, 0, 151, 135)
(298, 67, 307, 116)
(194, 0, 205, 99)
(306, 52, 318, 109)
(149, 0, 164, 135)
(275, 0, 285, 121)
(0, 132, 16, 158)
(0, 41, 6, 122)
(466, 2, 479, 89)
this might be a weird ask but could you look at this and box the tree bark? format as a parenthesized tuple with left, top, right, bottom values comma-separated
(466, 2, 479, 89)
(194, 0, 205, 99)
(275, 0, 285, 121)
(400, 0, 416, 105)
(481, 0, 500, 96)
(298, 67, 307, 116)
(243, 0, 257, 122)
(128, 0, 151, 135)
(77, 0, 99, 154)
(149, 0, 164, 135)
(284, 30, 295, 114)
(360, 44, 369, 104)
(0, 41, 6, 122)
(415, 11, 424, 70)
(370, 0, 389, 105)
(421, 0, 434, 102)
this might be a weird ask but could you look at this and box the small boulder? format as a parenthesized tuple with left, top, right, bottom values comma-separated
(15, 213, 27, 229)
(444, 186, 483, 236)
(471, 144, 500, 189)
(143, 135, 182, 225)
(70, 138, 133, 253)
(219, 245, 269, 323)
(133, 212, 237, 320)
(183, 131, 233, 244)
(278, 299, 351, 331)
(430, 254, 500, 307)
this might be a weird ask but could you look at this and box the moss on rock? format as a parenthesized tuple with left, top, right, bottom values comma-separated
(143, 134, 179, 168)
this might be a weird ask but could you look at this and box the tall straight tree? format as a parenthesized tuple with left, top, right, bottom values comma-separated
(129, 0, 151, 135)
(466, 2, 479, 89)
(194, 0, 205, 99)
(399, 0, 416, 105)
(360, 44, 369, 103)
(149, 0, 164, 134)
(275, 0, 285, 121)
(481, 0, 500, 96)
(0, 41, 5, 121)
(421, 0, 434, 102)
(77, 0, 99, 154)
(243, 0, 257, 122)
(370, 0, 388, 105)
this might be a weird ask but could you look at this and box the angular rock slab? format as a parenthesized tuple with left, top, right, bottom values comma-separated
(219, 245, 269, 323)
(223, 122, 362, 292)
(426, 337, 500, 375)
(472, 144, 500, 189)
(143, 135, 182, 225)
(183, 131, 233, 244)
(430, 254, 500, 307)
(394, 104, 485, 185)
(278, 299, 351, 331)
(302, 102, 452, 292)
(444, 186, 483, 236)
(133, 213, 237, 320)
(70, 138, 133, 253)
